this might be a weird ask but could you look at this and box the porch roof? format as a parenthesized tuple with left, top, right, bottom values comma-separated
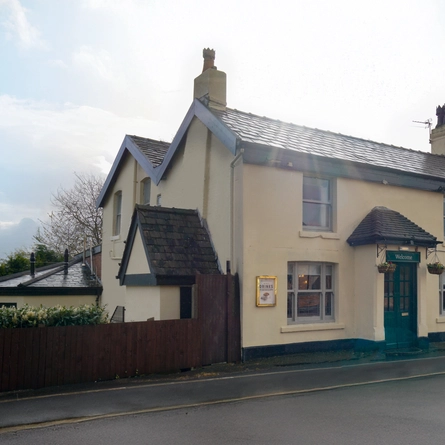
(117, 205, 221, 285)
(347, 206, 440, 248)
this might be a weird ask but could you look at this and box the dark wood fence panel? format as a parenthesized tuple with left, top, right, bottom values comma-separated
(197, 273, 241, 365)
(0, 274, 240, 393)
(0, 319, 202, 392)
(198, 274, 228, 365)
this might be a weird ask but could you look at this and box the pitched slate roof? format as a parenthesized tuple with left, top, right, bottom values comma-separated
(118, 205, 220, 284)
(98, 98, 445, 208)
(128, 135, 170, 168)
(0, 253, 102, 296)
(347, 206, 439, 247)
(97, 136, 170, 207)
(212, 107, 445, 181)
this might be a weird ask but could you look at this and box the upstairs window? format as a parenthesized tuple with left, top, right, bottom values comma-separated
(142, 178, 151, 205)
(303, 177, 332, 231)
(113, 191, 122, 236)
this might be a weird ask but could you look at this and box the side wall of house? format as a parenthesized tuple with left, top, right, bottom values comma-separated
(144, 117, 233, 271)
(102, 118, 233, 320)
(240, 163, 445, 349)
(160, 286, 181, 320)
(101, 154, 138, 316)
(125, 286, 161, 322)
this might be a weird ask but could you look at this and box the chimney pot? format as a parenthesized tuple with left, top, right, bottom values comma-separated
(194, 48, 226, 110)
(30, 252, 35, 277)
(430, 102, 445, 155)
(202, 48, 215, 72)
(436, 104, 445, 128)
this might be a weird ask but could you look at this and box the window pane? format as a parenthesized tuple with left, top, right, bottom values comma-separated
(303, 177, 330, 202)
(297, 292, 321, 317)
(287, 264, 293, 290)
(287, 292, 294, 319)
(303, 203, 330, 228)
(143, 180, 151, 205)
(115, 215, 121, 235)
(325, 265, 332, 289)
(298, 265, 321, 290)
(114, 192, 122, 236)
(325, 292, 333, 316)
(287, 274, 293, 290)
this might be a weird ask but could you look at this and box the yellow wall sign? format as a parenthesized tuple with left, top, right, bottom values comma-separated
(256, 276, 277, 307)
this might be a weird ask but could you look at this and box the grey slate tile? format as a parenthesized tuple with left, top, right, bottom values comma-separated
(134, 205, 220, 277)
(212, 107, 445, 180)
(347, 206, 439, 247)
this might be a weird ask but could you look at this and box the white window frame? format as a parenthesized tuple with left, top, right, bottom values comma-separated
(287, 262, 334, 323)
(113, 191, 122, 236)
(302, 176, 332, 231)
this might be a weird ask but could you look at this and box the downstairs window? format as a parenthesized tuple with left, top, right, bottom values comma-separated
(287, 262, 334, 323)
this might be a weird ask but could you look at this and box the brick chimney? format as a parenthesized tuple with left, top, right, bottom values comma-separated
(193, 48, 226, 110)
(430, 104, 445, 155)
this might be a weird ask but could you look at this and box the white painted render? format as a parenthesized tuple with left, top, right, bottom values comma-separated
(238, 163, 445, 348)
(0, 295, 97, 309)
(125, 285, 160, 322)
(100, 95, 445, 351)
(127, 230, 150, 275)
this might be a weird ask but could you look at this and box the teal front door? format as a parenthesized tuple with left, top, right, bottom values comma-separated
(384, 263, 417, 349)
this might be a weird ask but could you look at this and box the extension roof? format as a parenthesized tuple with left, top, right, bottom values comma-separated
(0, 251, 102, 296)
(98, 98, 445, 208)
(347, 206, 440, 248)
(117, 205, 220, 286)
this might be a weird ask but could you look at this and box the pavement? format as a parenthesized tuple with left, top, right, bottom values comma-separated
(1, 342, 445, 433)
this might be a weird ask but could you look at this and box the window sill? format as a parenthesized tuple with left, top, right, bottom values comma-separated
(281, 322, 345, 333)
(299, 231, 339, 240)
(436, 317, 445, 324)
(110, 235, 121, 241)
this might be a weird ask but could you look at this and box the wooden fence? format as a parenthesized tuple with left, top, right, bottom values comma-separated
(0, 320, 201, 392)
(0, 274, 240, 393)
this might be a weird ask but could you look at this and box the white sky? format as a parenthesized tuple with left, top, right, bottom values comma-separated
(1, 0, 444, 232)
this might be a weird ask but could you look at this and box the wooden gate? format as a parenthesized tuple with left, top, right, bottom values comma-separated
(197, 273, 241, 365)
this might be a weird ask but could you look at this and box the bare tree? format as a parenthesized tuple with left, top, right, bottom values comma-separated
(35, 173, 104, 255)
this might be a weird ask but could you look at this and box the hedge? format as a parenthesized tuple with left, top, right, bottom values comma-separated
(0, 304, 108, 328)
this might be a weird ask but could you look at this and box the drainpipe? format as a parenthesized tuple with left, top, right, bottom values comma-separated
(230, 148, 244, 270)
(202, 129, 212, 219)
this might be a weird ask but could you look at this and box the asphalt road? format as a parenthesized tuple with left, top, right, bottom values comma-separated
(1, 355, 445, 435)
(1, 373, 445, 444)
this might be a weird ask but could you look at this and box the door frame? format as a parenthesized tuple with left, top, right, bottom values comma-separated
(383, 252, 419, 349)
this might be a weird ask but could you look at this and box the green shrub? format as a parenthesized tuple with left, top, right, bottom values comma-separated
(0, 304, 108, 328)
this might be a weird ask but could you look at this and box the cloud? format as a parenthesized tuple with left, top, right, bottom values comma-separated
(1, 0, 48, 50)
(48, 59, 68, 70)
(0, 94, 176, 225)
(72, 46, 116, 83)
